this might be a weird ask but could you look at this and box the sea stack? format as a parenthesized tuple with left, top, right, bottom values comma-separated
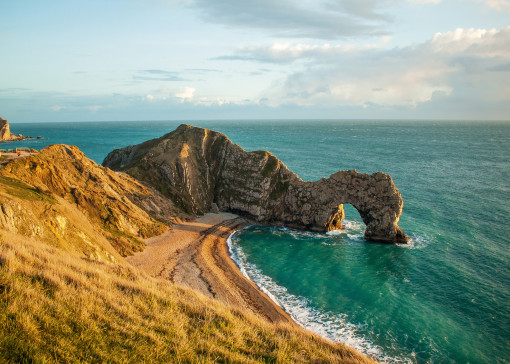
(103, 124, 408, 243)
(0, 117, 32, 142)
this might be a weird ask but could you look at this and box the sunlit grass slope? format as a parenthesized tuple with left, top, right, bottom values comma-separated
(1, 145, 179, 257)
(0, 231, 374, 363)
(0, 146, 374, 363)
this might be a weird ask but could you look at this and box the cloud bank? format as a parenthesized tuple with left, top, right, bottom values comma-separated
(218, 27, 510, 113)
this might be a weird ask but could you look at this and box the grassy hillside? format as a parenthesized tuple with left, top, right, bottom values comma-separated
(0, 231, 374, 363)
(0, 146, 374, 363)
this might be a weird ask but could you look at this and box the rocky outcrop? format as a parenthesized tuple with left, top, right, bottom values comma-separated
(103, 124, 408, 243)
(1, 144, 182, 255)
(0, 117, 32, 142)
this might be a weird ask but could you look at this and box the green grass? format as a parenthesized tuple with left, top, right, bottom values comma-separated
(0, 232, 374, 364)
(262, 155, 279, 178)
(270, 180, 290, 200)
(0, 175, 56, 204)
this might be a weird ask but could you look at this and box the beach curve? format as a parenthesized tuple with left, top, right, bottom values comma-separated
(126, 212, 295, 324)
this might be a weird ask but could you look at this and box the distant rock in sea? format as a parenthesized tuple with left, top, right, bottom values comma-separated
(0, 116, 33, 142)
(103, 124, 408, 243)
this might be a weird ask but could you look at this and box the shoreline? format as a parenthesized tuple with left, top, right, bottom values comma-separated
(127, 212, 295, 324)
(127, 212, 377, 362)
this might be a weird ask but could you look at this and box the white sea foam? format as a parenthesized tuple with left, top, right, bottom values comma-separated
(327, 220, 365, 241)
(326, 229, 343, 236)
(342, 220, 364, 231)
(347, 234, 364, 241)
(327, 219, 432, 249)
(227, 228, 410, 363)
(397, 232, 431, 250)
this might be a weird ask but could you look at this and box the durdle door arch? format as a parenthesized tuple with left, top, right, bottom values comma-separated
(103, 125, 408, 244)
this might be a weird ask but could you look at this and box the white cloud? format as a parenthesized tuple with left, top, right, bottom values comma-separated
(191, 0, 390, 39)
(218, 41, 385, 63)
(175, 87, 196, 102)
(249, 27, 510, 109)
(474, 0, 510, 11)
(51, 105, 64, 111)
(428, 27, 510, 57)
(134, 69, 184, 82)
(141, 88, 241, 106)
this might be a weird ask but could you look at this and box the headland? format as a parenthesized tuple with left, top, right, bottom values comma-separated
(104, 124, 408, 243)
(0, 116, 33, 142)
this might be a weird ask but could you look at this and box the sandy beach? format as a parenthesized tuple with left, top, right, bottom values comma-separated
(127, 212, 294, 324)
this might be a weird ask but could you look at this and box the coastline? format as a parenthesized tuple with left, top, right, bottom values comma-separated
(127, 212, 378, 362)
(127, 212, 295, 324)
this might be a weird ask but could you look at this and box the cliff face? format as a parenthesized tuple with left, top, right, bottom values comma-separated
(0, 117, 14, 141)
(0, 117, 31, 142)
(1, 144, 180, 256)
(104, 125, 408, 243)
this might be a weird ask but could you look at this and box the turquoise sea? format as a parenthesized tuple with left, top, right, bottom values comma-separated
(6, 120, 510, 363)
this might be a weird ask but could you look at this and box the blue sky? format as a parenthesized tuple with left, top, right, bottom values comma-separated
(1, 0, 509, 122)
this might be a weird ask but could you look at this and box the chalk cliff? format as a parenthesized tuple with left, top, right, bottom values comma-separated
(0, 116, 32, 142)
(103, 124, 408, 243)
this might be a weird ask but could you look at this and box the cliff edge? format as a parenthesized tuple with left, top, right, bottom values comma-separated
(103, 124, 408, 243)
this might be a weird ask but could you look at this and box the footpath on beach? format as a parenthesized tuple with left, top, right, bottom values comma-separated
(127, 212, 295, 324)
(0, 149, 38, 165)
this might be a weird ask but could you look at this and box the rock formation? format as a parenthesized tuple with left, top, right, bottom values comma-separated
(103, 124, 408, 243)
(0, 116, 33, 142)
(1, 144, 182, 255)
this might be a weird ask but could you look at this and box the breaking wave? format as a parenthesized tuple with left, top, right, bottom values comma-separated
(227, 227, 411, 363)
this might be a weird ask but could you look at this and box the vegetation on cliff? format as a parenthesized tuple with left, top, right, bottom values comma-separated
(0, 145, 373, 363)
(1, 144, 181, 256)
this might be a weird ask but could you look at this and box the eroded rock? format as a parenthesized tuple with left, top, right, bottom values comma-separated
(103, 124, 408, 243)
(0, 117, 32, 142)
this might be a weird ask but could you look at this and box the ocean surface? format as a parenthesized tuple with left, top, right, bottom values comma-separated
(7, 120, 510, 363)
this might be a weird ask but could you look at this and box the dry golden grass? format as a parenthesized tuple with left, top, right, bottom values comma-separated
(1, 145, 171, 256)
(0, 231, 375, 363)
(0, 150, 374, 363)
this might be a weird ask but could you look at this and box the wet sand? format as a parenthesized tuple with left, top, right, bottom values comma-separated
(127, 212, 294, 324)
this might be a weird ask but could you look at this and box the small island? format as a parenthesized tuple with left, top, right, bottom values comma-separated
(0, 116, 33, 142)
